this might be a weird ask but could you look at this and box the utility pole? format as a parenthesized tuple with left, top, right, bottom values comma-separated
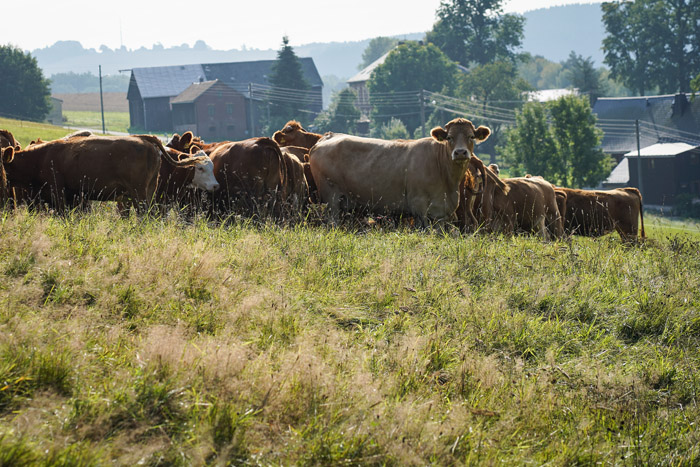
(99, 65, 106, 134)
(419, 89, 426, 138)
(248, 83, 255, 137)
(635, 119, 644, 199)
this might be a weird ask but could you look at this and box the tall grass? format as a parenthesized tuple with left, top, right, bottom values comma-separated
(0, 207, 699, 464)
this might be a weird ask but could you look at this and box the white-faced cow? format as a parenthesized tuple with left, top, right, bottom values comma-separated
(308, 118, 491, 227)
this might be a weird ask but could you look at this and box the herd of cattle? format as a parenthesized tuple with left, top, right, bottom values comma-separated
(0, 117, 644, 241)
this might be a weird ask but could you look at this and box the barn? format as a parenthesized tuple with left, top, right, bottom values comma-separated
(595, 93, 700, 206)
(171, 80, 248, 142)
(127, 58, 323, 135)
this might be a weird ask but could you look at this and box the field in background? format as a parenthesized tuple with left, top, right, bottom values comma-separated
(62, 111, 130, 134)
(54, 93, 128, 113)
(0, 207, 699, 465)
(0, 117, 74, 147)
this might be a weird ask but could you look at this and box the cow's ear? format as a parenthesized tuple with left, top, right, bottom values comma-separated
(474, 126, 491, 143)
(181, 131, 194, 149)
(2, 146, 14, 164)
(273, 131, 285, 144)
(430, 126, 448, 141)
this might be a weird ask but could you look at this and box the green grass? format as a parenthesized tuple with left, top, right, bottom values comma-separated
(62, 111, 130, 134)
(0, 117, 75, 148)
(0, 206, 699, 464)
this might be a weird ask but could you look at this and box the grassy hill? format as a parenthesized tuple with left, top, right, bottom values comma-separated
(0, 205, 698, 464)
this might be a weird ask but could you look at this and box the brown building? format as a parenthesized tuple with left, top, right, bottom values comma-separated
(171, 80, 247, 142)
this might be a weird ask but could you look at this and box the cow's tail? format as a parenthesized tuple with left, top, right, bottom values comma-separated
(622, 187, 645, 239)
(486, 164, 509, 194)
(468, 155, 486, 194)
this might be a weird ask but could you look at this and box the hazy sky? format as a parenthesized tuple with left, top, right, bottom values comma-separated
(6, 0, 601, 52)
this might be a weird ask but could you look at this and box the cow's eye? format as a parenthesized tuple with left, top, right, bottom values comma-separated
(447, 136, 454, 142)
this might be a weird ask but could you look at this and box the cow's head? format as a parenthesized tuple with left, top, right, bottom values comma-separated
(273, 121, 304, 146)
(430, 118, 490, 162)
(1, 146, 14, 196)
(167, 131, 195, 152)
(188, 150, 220, 192)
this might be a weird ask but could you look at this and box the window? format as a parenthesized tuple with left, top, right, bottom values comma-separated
(208, 105, 215, 117)
(226, 103, 234, 115)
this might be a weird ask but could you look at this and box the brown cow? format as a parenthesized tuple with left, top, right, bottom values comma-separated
(1, 146, 13, 204)
(3, 134, 209, 212)
(272, 121, 322, 150)
(280, 147, 310, 210)
(558, 187, 645, 241)
(209, 137, 289, 215)
(456, 158, 508, 232)
(0, 130, 20, 151)
(488, 176, 564, 240)
(308, 118, 491, 227)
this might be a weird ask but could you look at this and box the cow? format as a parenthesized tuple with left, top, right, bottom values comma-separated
(155, 147, 220, 207)
(308, 118, 491, 227)
(456, 158, 508, 232)
(2, 134, 212, 213)
(208, 137, 289, 215)
(272, 121, 322, 150)
(486, 176, 565, 240)
(1, 146, 13, 204)
(0, 130, 20, 151)
(279, 147, 310, 210)
(558, 187, 645, 241)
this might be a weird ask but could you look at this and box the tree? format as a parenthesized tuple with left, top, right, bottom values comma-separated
(602, 0, 700, 94)
(549, 95, 611, 188)
(456, 61, 531, 161)
(426, 0, 525, 66)
(267, 36, 310, 132)
(368, 41, 457, 132)
(500, 96, 611, 188)
(500, 102, 561, 182)
(371, 117, 410, 140)
(314, 88, 361, 134)
(692, 72, 700, 100)
(562, 52, 607, 105)
(0, 44, 51, 121)
(359, 37, 398, 70)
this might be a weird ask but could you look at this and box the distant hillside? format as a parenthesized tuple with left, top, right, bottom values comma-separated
(33, 3, 606, 97)
(522, 3, 605, 65)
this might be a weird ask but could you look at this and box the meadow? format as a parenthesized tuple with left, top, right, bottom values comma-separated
(61, 111, 130, 135)
(0, 205, 699, 465)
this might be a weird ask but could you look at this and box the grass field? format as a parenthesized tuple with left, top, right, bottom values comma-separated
(0, 206, 699, 465)
(0, 117, 76, 148)
(62, 111, 130, 134)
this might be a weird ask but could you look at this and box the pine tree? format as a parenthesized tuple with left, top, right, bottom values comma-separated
(268, 36, 310, 131)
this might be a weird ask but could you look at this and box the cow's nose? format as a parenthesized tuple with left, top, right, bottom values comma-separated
(212, 183, 221, 192)
(453, 148, 469, 159)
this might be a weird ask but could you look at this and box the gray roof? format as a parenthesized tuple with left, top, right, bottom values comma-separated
(623, 142, 699, 158)
(593, 93, 700, 155)
(130, 58, 322, 100)
(170, 80, 220, 104)
(604, 157, 629, 185)
(131, 64, 205, 99)
(348, 50, 392, 84)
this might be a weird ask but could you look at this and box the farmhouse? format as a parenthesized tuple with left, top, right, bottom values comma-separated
(595, 93, 700, 206)
(171, 80, 248, 142)
(127, 59, 323, 136)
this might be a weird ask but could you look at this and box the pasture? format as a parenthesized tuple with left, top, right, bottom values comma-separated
(62, 111, 130, 135)
(1, 206, 699, 465)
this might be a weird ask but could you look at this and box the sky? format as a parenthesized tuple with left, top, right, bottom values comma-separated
(5, 0, 601, 52)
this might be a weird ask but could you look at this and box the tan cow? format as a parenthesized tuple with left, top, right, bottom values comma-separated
(558, 187, 645, 241)
(308, 118, 491, 227)
(273, 121, 323, 150)
(3, 134, 208, 212)
(0, 130, 21, 151)
(456, 159, 509, 232)
(280, 146, 310, 209)
(487, 176, 565, 240)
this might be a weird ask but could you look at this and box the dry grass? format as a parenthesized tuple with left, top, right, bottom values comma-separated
(1, 207, 699, 465)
